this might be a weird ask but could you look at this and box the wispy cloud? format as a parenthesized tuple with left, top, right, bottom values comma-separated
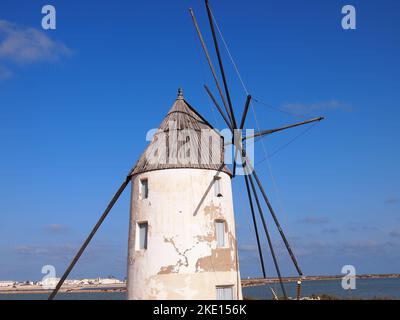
(389, 230, 400, 238)
(385, 196, 400, 205)
(298, 216, 329, 225)
(44, 224, 69, 234)
(293, 240, 396, 258)
(348, 225, 378, 232)
(14, 245, 75, 260)
(282, 100, 354, 116)
(322, 228, 339, 234)
(0, 19, 72, 81)
(0, 20, 72, 64)
(13, 242, 121, 262)
(239, 244, 259, 253)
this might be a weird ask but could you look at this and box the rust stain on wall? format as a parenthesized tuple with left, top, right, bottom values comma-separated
(195, 229, 238, 272)
(195, 248, 236, 272)
(203, 201, 223, 219)
(196, 233, 214, 243)
(158, 264, 175, 275)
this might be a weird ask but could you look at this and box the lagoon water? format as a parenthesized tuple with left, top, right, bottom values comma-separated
(244, 278, 400, 300)
(1, 278, 399, 300)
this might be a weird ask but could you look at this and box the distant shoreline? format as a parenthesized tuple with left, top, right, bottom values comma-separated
(0, 284, 126, 295)
(0, 289, 126, 295)
(241, 273, 400, 287)
(1, 274, 399, 295)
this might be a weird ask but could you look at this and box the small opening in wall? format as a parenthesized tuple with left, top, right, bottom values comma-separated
(140, 178, 148, 200)
(137, 222, 148, 250)
(215, 220, 226, 248)
(216, 285, 234, 300)
(214, 176, 222, 198)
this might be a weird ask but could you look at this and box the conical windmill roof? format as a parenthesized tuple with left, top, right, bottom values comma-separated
(129, 89, 231, 177)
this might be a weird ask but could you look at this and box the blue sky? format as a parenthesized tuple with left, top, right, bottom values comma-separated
(0, 0, 399, 281)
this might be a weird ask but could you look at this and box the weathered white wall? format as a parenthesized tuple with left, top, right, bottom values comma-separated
(127, 168, 242, 300)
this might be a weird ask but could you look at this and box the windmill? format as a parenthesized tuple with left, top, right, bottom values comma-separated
(49, 0, 324, 300)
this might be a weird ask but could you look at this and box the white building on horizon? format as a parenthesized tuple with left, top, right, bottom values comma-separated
(0, 281, 15, 287)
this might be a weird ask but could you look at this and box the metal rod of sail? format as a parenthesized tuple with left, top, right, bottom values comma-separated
(246, 170, 288, 299)
(48, 177, 131, 300)
(204, 85, 233, 131)
(195, 0, 304, 282)
(224, 116, 324, 147)
(232, 134, 240, 177)
(233, 95, 251, 176)
(243, 117, 324, 141)
(236, 140, 303, 277)
(205, 0, 244, 178)
(189, 8, 233, 126)
(204, 0, 237, 129)
(239, 95, 252, 130)
(243, 174, 266, 278)
(246, 158, 303, 276)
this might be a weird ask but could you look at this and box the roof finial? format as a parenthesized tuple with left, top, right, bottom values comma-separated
(177, 87, 184, 100)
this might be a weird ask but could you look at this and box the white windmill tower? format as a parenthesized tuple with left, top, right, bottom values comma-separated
(126, 88, 242, 300)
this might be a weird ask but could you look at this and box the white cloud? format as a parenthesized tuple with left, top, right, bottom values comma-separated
(13, 242, 121, 262)
(14, 244, 75, 259)
(385, 196, 400, 205)
(0, 19, 72, 64)
(298, 216, 329, 225)
(389, 230, 400, 238)
(322, 228, 340, 234)
(239, 244, 259, 253)
(44, 224, 69, 234)
(282, 100, 354, 115)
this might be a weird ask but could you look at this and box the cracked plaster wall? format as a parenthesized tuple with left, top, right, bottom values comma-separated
(127, 168, 242, 300)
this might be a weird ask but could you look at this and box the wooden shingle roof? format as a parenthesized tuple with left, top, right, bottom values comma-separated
(129, 89, 231, 177)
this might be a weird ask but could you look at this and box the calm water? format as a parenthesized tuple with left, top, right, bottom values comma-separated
(1, 278, 399, 300)
(243, 278, 400, 300)
(0, 291, 127, 300)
